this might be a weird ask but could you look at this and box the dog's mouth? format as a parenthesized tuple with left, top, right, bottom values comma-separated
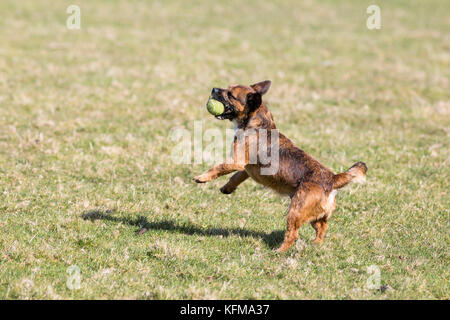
(214, 106, 236, 120)
(210, 92, 236, 120)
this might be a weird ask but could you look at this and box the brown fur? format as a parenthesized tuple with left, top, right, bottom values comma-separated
(194, 81, 367, 252)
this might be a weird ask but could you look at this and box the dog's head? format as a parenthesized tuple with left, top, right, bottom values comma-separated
(210, 80, 271, 121)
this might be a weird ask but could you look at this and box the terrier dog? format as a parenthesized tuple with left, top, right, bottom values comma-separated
(194, 81, 367, 252)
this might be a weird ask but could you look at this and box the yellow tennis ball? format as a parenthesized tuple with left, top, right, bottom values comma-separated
(206, 99, 224, 116)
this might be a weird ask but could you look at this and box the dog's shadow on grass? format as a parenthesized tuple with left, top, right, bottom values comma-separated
(82, 210, 284, 249)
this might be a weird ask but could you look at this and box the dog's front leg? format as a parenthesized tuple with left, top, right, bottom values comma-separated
(194, 162, 245, 183)
(194, 136, 249, 183)
(220, 170, 249, 194)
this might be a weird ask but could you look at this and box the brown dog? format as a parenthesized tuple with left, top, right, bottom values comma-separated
(194, 81, 367, 252)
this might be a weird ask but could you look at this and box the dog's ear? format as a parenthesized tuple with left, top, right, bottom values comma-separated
(246, 92, 262, 111)
(250, 80, 271, 95)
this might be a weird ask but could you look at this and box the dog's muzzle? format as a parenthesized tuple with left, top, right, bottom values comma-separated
(211, 88, 236, 120)
(214, 105, 236, 120)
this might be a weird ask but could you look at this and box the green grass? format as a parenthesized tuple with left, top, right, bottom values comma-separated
(0, 0, 449, 299)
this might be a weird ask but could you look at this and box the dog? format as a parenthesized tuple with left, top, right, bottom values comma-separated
(194, 80, 367, 252)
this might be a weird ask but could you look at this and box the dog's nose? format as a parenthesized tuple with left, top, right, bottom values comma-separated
(211, 88, 220, 95)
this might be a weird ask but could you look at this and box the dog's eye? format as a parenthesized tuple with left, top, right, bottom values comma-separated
(227, 92, 236, 100)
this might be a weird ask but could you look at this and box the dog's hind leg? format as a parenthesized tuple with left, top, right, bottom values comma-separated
(311, 218, 328, 244)
(220, 171, 249, 194)
(276, 183, 322, 252)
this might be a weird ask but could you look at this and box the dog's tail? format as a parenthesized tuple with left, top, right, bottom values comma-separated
(332, 162, 367, 189)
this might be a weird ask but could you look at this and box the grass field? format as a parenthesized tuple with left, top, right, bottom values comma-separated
(0, 0, 449, 299)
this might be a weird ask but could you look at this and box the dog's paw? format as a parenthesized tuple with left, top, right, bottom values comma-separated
(220, 186, 235, 194)
(274, 244, 291, 253)
(193, 174, 210, 183)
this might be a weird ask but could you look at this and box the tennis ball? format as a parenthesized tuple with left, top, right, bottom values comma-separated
(206, 99, 224, 116)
